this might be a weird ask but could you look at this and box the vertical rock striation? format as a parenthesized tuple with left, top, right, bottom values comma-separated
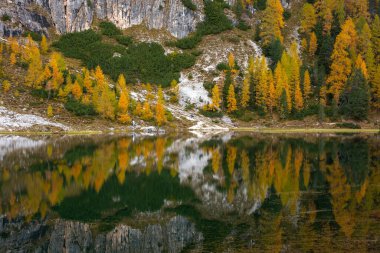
(1, 0, 204, 38)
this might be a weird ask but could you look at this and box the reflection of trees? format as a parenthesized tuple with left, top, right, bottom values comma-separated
(0, 137, 175, 220)
(202, 135, 379, 251)
(0, 135, 379, 251)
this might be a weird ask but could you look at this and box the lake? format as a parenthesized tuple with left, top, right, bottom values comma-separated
(0, 132, 379, 252)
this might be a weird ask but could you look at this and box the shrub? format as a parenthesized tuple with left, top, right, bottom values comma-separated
(115, 35, 133, 46)
(199, 108, 223, 118)
(52, 30, 102, 59)
(203, 81, 214, 93)
(181, 0, 197, 11)
(283, 10, 291, 20)
(168, 53, 196, 70)
(65, 98, 98, 116)
(175, 34, 202, 49)
(237, 20, 250, 31)
(336, 122, 361, 129)
(23, 31, 42, 41)
(54, 31, 194, 87)
(216, 62, 229, 71)
(31, 89, 50, 98)
(99, 21, 122, 36)
(1, 14, 11, 22)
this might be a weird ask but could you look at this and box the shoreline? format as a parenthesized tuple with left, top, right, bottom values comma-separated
(0, 128, 378, 135)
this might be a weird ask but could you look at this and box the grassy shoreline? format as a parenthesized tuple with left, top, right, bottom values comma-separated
(0, 128, 378, 135)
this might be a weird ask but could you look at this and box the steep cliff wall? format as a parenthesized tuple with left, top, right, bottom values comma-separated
(0, 0, 204, 38)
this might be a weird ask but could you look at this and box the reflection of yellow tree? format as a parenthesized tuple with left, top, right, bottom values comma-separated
(226, 146, 237, 175)
(326, 157, 354, 237)
(212, 148, 221, 174)
(156, 138, 166, 173)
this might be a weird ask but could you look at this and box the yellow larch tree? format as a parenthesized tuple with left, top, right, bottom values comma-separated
(327, 18, 357, 102)
(145, 83, 155, 101)
(241, 75, 250, 109)
(260, 0, 284, 46)
(71, 80, 83, 100)
(210, 83, 222, 111)
(2, 80, 11, 93)
(301, 3, 317, 34)
(10, 52, 16, 65)
(47, 105, 53, 118)
(267, 70, 276, 114)
(355, 54, 368, 79)
(170, 79, 179, 103)
(134, 101, 143, 117)
(227, 84, 237, 113)
(303, 70, 312, 100)
(155, 86, 167, 126)
(9, 37, 20, 54)
(309, 32, 318, 57)
(118, 91, 131, 124)
(256, 57, 269, 110)
(228, 52, 235, 69)
(294, 79, 304, 111)
(93, 66, 116, 119)
(25, 46, 43, 88)
(40, 35, 48, 54)
(314, 0, 334, 35)
(116, 74, 127, 94)
(83, 68, 93, 94)
(142, 101, 153, 120)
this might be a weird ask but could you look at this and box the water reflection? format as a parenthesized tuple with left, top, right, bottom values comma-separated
(0, 133, 379, 252)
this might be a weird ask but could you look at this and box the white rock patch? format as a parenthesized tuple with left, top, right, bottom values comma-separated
(0, 106, 68, 131)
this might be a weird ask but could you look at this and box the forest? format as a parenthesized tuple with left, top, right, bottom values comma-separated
(0, 0, 380, 128)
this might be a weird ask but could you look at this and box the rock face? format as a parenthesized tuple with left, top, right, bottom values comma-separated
(1, 0, 204, 38)
(95, 0, 204, 38)
(0, 216, 203, 252)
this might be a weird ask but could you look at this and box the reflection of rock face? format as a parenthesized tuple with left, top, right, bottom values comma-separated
(0, 216, 202, 252)
(49, 220, 93, 253)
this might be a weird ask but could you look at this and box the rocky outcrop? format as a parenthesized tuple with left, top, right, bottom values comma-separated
(95, 0, 204, 38)
(0, 216, 203, 252)
(1, 0, 204, 38)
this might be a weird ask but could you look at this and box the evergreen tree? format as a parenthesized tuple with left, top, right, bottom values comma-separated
(372, 65, 380, 109)
(339, 70, 370, 120)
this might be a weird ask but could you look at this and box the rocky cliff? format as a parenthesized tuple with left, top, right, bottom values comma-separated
(0, 0, 205, 38)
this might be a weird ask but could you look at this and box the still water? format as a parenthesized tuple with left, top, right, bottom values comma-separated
(0, 132, 379, 252)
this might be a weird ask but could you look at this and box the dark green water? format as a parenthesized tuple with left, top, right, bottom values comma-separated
(0, 133, 379, 252)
